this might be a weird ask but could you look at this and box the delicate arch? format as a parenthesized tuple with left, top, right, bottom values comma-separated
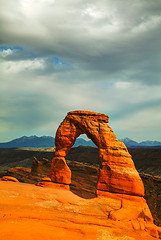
(50, 110, 144, 197)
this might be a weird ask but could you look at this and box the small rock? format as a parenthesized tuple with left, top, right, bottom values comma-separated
(41, 177, 51, 182)
(36, 181, 70, 190)
(1, 176, 19, 182)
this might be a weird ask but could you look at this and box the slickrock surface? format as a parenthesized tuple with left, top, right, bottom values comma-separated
(51, 110, 144, 196)
(0, 181, 161, 240)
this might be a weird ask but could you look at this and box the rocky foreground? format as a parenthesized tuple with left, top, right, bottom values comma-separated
(0, 179, 161, 240)
(0, 148, 161, 227)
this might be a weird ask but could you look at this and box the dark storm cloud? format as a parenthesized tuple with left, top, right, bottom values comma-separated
(0, 0, 161, 84)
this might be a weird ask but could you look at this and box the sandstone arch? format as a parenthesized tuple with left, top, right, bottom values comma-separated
(50, 110, 144, 197)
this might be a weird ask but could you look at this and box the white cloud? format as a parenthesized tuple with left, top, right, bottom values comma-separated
(0, 49, 13, 57)
(1, 58, 45, 73)
(20, 0, 55, 16)
(115, 82, 131, 89)
(82, 6, 106, 19)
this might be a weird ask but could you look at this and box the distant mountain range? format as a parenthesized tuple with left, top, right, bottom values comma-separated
(0, 136, 161, 148)
(120, 137, 161, 148)
(0, 136, 96, 148)
(0, 136, 55, 148)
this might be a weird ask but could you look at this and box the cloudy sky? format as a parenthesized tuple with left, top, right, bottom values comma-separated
(0, 0, 161, 142)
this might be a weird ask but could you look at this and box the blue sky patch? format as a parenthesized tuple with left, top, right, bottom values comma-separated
(53, 56, 71, 67)
(0, 46, 24, 51)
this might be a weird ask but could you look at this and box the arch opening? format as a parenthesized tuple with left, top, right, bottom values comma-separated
(72, 134, 97, 148)
(66, 133, 100, 199)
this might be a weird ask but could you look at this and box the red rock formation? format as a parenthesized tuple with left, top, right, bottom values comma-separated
(31, 157, 51, 176)
(50, 110, 144, 197)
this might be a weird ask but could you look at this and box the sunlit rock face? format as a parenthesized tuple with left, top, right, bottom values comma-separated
(50, 110, 144, 197)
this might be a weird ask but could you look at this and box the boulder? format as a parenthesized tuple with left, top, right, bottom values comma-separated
(50, 157, 71, 185)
